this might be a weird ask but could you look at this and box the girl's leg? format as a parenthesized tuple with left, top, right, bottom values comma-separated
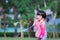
(41, 34, 47, 40)
(37, 38, 41, 40)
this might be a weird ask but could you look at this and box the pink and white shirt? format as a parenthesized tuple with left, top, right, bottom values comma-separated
(33, 19, 47, 38)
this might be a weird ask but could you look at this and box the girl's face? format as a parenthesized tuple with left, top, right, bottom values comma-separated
(36, 15, 42, 21)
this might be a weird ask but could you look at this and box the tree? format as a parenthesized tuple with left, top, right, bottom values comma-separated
(3, 14, 7, 37)
(49, 0, 58, 38)
(44, 0, 47, 8)
(14, 6, 18, 37)
(52, 0, 58, 38)
(20, 20, 24, 38)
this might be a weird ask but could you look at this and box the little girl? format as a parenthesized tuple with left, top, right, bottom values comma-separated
(33, 10, 48, 40)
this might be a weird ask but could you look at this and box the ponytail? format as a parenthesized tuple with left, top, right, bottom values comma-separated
(46, 18, 49, 22)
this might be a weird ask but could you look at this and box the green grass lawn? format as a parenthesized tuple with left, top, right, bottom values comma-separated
(0, 37, 60, 40)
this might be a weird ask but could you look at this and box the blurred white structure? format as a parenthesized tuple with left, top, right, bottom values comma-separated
(0, 7, 2, 12)
(34, 8, 53, 16)
(9, 8, 14, 13)
(5, 0, 8, 3)
(34, 9, 38, 18)
(6, 14, 21, 20)
(33, 9, 37, 32)
(45, 9, 53, 15)
(14, 22, 18, 26)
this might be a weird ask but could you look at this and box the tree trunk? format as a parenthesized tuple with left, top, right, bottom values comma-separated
(3, 14, 6, 37)
(4, 24, 6, 37)
(44, 0, 47, 8)
(52, 12, 58, 38)
(49, 0, 58, 38)
(14, 23, 18, 37)
(27, 21, 31, 37)
(53, 16, 56, 38)
(52, 0, 58, 38)
(0, 17, 1, 27)
(37, 0, 41, 10)
(20, 20, 24, 38)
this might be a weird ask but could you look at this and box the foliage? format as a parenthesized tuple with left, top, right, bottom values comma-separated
(56, 23, 60, 30)
(0, 0, 60, 27)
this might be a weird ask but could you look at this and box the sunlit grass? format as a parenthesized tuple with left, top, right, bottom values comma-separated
(0, 37, 60, 40)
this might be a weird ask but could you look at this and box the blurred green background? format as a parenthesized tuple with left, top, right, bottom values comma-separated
(0, 0, 60, 39)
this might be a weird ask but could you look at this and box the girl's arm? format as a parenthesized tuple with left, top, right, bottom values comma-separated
(27, 20, 36, 29)
(29, 25, 34, 29)
(40, 24, 46, 38)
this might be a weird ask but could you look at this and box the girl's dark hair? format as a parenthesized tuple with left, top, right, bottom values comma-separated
(37, 10, 49, 22)
(46, 18, 49, 22)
